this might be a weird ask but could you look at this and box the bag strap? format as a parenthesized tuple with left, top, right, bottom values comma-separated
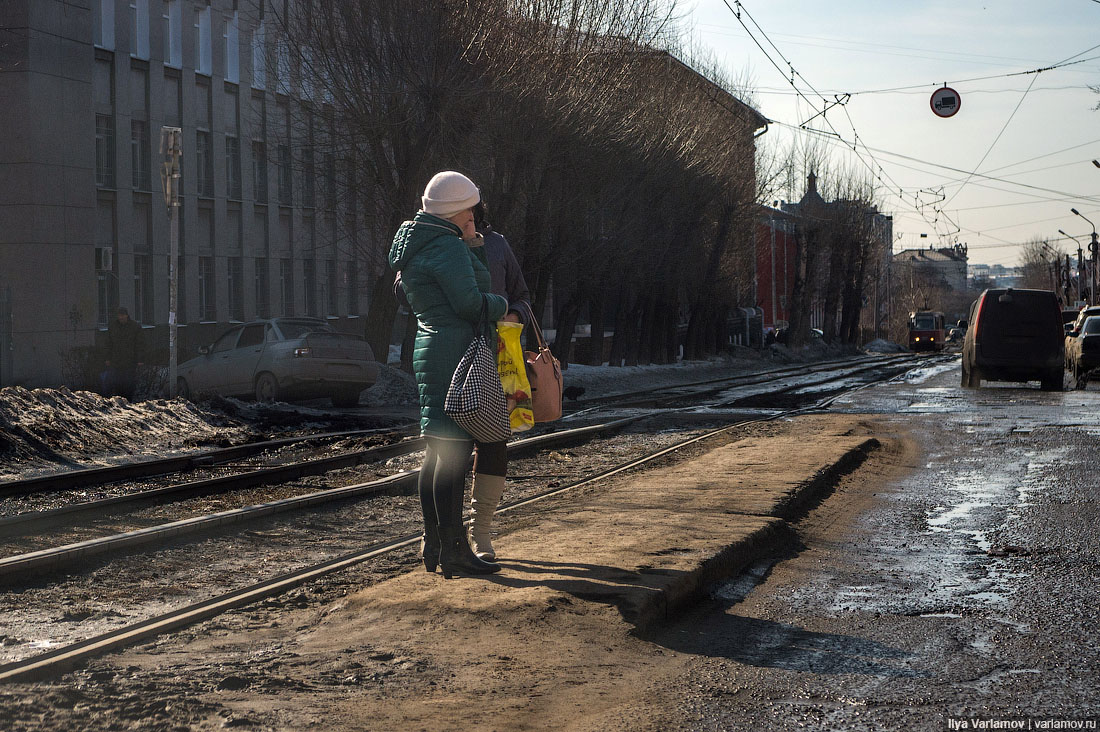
(520, 301, 549, 351)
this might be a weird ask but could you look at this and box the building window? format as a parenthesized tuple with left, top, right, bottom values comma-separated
(96, 114, 116, 188)
(162, 0, 181, 67)
(195, 130, 213, 197)
(94, 0, 116, 50)
(325, 259, 337, 316)
(129, 0, 149, 59)
(277, 143, 292, 205)
(347, 259, 358, 315)
(198, 255, 216, 321)
(302, 148, 315, 207)
(303, 258, 316, 316)
(130, 120, 150, 190)
(255, 257, 269, 318)
(223, 11, 239, 84)
(280, 258, 294, 316)
(193, 4, 212, 75)
(133, 254, 153, 324)
(252, 140, 267, 203)
(225, 135, 241, 199)
(275, 38, 291, 95)
(228, 256, 243, 321)
(250, 21, 266, 89)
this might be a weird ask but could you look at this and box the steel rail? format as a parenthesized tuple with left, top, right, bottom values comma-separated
(0, 425, 414, 498)
(0, 355, 938, 683)
(0, 417, 641, 581)
(0, 355, 918, 536)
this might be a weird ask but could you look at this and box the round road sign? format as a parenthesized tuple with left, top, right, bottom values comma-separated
(931, 87, 961, 118)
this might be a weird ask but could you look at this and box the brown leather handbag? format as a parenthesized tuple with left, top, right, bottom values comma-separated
(522, 303, 563, 422)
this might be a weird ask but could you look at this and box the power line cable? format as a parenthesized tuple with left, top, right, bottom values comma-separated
(773, 120, 1100, 206)
(727, 1, 940, 234)
(942, 73, 1038, 208)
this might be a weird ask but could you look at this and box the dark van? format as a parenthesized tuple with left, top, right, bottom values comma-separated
(961, 288, 1063, 390)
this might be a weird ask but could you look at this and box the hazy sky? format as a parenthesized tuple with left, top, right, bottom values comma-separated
(685, 0, 1100, 266)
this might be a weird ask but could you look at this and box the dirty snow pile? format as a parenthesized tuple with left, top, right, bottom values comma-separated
(863, 339, 908, 353)
(0, 386, 250, 481)
(361, 364, 418, 407)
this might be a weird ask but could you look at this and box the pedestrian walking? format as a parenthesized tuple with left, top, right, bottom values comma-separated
(389, 171, 509, 579)
(468, 200, 531, 561)
(103, 307, 144, 400)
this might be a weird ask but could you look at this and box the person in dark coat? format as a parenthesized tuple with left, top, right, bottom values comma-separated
(104, 307, 144, 400)
(389, 171, 508, 579)
(467, 200, 531, 561)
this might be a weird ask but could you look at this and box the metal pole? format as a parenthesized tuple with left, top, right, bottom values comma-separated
(769, 216, 777, 329)
(1086, 231, 1095, 306)
(160, 127, 182, 398)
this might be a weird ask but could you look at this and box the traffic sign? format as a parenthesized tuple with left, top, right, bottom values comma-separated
(930, 87, 961, 118)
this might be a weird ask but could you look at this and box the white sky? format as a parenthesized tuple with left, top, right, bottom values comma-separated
(684, 0, 1100, 266)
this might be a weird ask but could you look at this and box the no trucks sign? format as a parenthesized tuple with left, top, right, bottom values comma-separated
(931, 87, 961, 118)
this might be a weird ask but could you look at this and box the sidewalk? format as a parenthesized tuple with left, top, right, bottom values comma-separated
(193, 414, 884, 730)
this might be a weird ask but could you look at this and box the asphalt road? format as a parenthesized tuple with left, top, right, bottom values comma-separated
(638, 362, 1100, 731)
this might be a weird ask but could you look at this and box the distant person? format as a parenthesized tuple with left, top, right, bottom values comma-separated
(467, 200, 531, 561)
(104, 307, 144, 400)
(389, 171, 509, 579)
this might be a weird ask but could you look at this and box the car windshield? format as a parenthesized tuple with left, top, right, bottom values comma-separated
(1084, 318, 1100, 335)
(276, 320, 336, 339)
(912, 315, 937, 329)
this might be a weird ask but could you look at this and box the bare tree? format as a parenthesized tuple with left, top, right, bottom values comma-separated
(1018, 237, 1060, 291)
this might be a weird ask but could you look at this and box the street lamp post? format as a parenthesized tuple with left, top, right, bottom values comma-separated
(1070, 208, 1098, 305)
(1059, 229, 1084, 304)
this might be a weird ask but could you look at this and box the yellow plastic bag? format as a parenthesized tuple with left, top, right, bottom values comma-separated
(496, 321, 535, 433)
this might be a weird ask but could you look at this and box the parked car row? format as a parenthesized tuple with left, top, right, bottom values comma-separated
(177, 317, 380, 407)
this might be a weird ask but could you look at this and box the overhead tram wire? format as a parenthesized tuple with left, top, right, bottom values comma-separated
(942, 41, 1100, 209)
(723, 1, 942, 237)
(770, 120, 1100, 207)
(717, 5, 1100, 221)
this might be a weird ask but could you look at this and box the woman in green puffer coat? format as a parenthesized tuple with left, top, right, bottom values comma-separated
(389, 171, 508, 579)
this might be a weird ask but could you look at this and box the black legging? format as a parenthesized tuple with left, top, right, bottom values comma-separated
(419, 436, 474, 530)
(473, 440, 508, 478)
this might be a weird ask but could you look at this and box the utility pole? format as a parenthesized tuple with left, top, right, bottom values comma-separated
(1059, 229, 1085, 305)
(160, 127, 182, 398)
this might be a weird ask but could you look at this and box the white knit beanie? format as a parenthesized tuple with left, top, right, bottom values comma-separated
(421, 171, 480, 218)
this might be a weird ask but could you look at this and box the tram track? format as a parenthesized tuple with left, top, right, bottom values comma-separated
(0, 352, 947, 682)
(0, 355, 918, 541)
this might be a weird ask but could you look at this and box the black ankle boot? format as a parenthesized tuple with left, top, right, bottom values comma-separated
(421, 525, 440, 573)
(437, 525, 500, 579)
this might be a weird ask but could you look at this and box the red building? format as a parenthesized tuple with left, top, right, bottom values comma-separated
(755, 206, 798, 331)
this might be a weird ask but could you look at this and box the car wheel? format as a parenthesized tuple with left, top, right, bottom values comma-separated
(254, 372, 279, 403)
(330, 388, 362, 408)
(968, 365, 983, 388)
(177, 377, 191, 401)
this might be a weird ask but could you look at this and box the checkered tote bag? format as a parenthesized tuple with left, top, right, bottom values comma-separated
(445, 305, 512, 443)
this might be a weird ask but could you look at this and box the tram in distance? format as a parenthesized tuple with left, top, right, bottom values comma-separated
(908, 310, 946, 352)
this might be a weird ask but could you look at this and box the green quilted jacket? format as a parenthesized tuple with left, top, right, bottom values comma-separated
(389, 212, 508, 439)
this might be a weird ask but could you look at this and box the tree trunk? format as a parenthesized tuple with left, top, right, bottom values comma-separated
(587, 294, 605, 366)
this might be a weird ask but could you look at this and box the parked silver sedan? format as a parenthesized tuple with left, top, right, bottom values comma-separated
(177, 317, 380, 407)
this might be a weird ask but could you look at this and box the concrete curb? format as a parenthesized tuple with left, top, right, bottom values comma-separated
(627, 437, 881, 632)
